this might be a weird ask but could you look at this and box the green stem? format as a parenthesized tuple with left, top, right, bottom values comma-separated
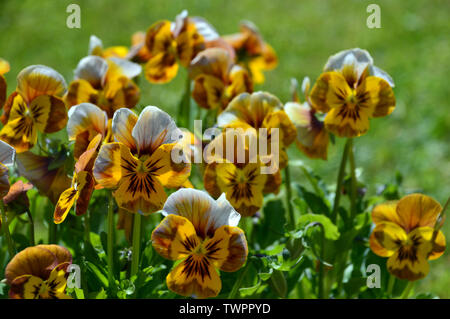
(178, 74, 191, 130)
(228, 260, 251, 299)
(84, 210, 90, 245)
(107, 192, 116, 292)
(26, 210, 35, 246)
(400, 281, 414, 299)
(348, 138, 357, 220)
(284, 164, 296, 230)
(316, 223, 325, 299)
(0, 201, 15, 256)
(331, 138, 351, 223)
(386, 275, 395, 297)
(300, 166, 322, 197)
(130, 213, 142, 278)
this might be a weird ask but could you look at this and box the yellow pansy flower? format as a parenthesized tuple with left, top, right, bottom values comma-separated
(309, 48, 396, 138)
(93, 106, 191, 214)
(369, 194, 446, 281)
(5, 245, 72, 299)
(0, 58, 10, 75)
(144, 10, 207, 83)
(65, 55, 141, 118)
(189, 48, 253, 111)
(89, 34, 129, 59)
(203, 128, 281, 217)
(53, 134, 101, 224)
(217, 91, 297, 169)
(16, 151, 71, 205)
(285, 77, 329, 160)
(152, 188, 248, 298)
(0, 65, 68, 153)
(223, 21, 277, 84)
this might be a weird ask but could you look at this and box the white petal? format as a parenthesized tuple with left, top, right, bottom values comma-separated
(108, 57, 142, 79)
(0, 140, 15, 166)
(324, 48, 373, 72)
(89, 35, 103, 54)
(112, 108, 138, 150)
(132, 106, 182, 154)
(67, 103, 108, 140)
(74, 56, 108, 87)
(191, 16, 220, 41)
(370, 65, 395, 87)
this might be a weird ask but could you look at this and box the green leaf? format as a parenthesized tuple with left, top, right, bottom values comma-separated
(298, 214, 340, 240)
(296, 186, 330, 216)
(85, 261, 109, 289)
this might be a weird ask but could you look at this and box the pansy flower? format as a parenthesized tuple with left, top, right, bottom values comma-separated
(285, 77, 329, 160)
(203, 128, 281, 217)
(189, 48, 252, 111)
(0, 65, 68, 153)
(89, 34, 129, 59)
(53, 134, 101, 224)
(93, 106, 191, 214)
(217, 91, 296, 169)
(16, 151, 71, 205)
(369, 194, 446, 281)
(5, 244, 72, 299)
(127, 31, 152, 63)
(65, 55, 141, 118)
(223, 21, 277, 84)
(152, 188, 248, 298)
(67, 102, 111, 159)
(309, 48, 396, 138)
(144, 10, 207, 83)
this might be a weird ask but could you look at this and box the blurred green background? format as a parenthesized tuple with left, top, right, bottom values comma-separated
(0, 0, 448, 297)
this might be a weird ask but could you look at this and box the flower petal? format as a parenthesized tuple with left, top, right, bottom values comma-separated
(371, 201, 401, 225)
(396, 193, 442, 232)
(0, 140, 16, 166)
(74, 56, 108, 88)
(53, 186, 78, 224)
(370, 221, 407, 257)
(111, 108, 138, 151)
(67, 103, 108, 141)
(310, 71, 351, 113)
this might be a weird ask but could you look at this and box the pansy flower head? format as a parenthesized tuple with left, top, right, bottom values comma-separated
(65, 55, 141, 118)
(217, 91, 296, 169)
(152, 188, 248, 298)
(67, 102, 111, 159)
(203, 128, 281, 217)
(0, 65, 68, 153)
(309, 48, 396, 138)
(144, 10, 210, 83)
(223, 21, 277, 84)
(5, 244, 72, 299)
(285, 77, 329, 160)
(0, 140, 15, 199)
(93, 106, 191, 214)
(369, 194, 446, 281)
(189, 48, 252, 111)
(89, 34, 129, 59)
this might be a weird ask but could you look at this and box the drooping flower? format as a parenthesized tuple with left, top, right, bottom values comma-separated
(67, 102, 111, 159)
(217, 91, 297, 169)
(369, 194, 446, 281)
(189, 48, 252, 111)
(53, 134, 101, 224)
(152, 188, 248, 298)
(0, 65, 68, 153)
(88, 34, 129, 59)
(143, 10, 209, 83)
(16, 151, 71, 205)
(285, 77, 329, 160)
(203, 128, 281, 217)
(64, 55, 141, 118)
(93, 106, 191, 214)
(223, 21, 277, 84)
(5, 244, 72, 299)
(309, 48, 396, 138)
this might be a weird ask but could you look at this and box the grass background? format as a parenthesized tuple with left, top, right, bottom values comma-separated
(0, 0, 448, 297)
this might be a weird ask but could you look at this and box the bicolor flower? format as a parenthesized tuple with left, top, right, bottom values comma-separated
(53, 134, 101, 224)
(5, 244, 72, 299)
(203, 128, 281, 217)
(16, 151, 71, 205)
(152, 188, 248, 298)
(89, 34, 129, 59)
(217, 91, 297, 169)
(223, 21, 277, 84)
(0, 140, 15, 199)
(285, 77, 329, 160)
(0, 65, 68, 153)
(67, 102, 111, 159)
(64, 55, 141, 118)
(309, 48, 396, 138)
(144, 10, 208, 83)
(189, 48, 252, 111)
(369, 194, 446, 281)
(93, 106, 191, 214)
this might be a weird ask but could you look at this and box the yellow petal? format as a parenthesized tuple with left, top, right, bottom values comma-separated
(192, 74, 225, 110)
(0, 74, 6, 108)
(396, 193, 442, 232)
(144, 52, 178, 84)
(370, 221, 407, 257)
(53, 186, 78, 224)
(359, 76, 395, 118)
(309, 71, 351, 113)
(17, 65, 66, 103)
(64, 79, 99, 109)
(371, 201, 400, 225)
(0, 58, 10, 75)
